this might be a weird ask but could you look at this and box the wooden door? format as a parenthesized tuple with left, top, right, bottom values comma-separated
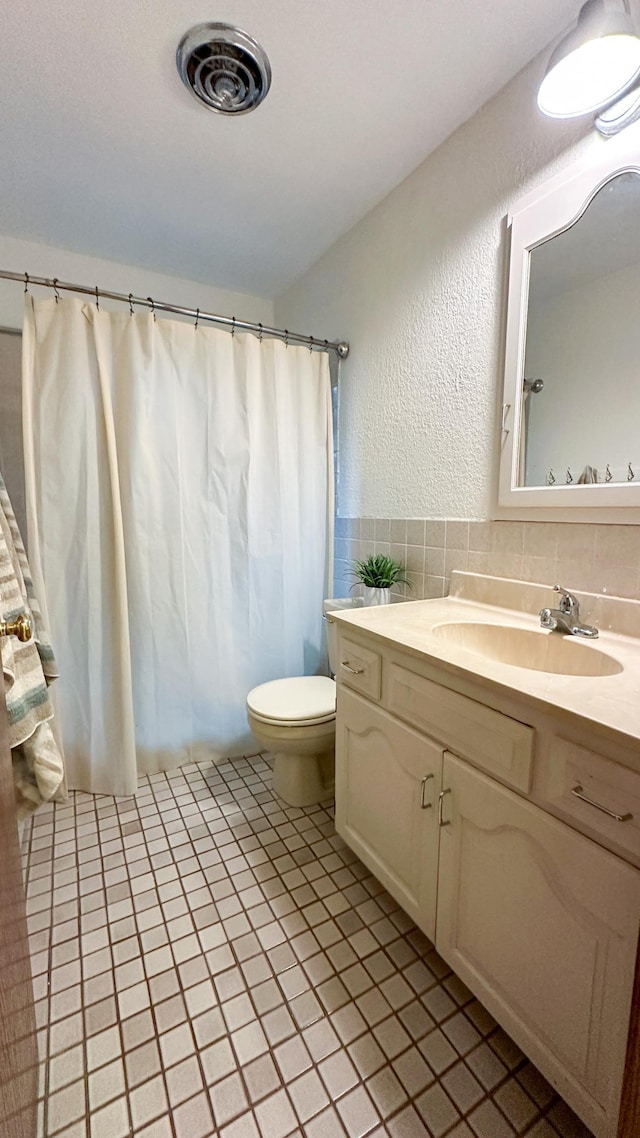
(335, 687, 442, 940)
(0, 666, 38, 1137)
(436, 752, 640, 1138)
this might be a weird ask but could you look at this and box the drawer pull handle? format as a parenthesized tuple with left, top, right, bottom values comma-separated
(571, 785, 633, 823)
(438, 787, 452, 827)
(420, 774, 435, 810)
(341, 660, 365, 675)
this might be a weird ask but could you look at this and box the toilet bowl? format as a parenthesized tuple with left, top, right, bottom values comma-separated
(246, 597, 364, 807)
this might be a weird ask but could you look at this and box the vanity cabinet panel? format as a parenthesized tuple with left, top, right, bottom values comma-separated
(537, 737, 640, 866)
(436, 752, 640, 1138)
(386, 661, 534, 792)
(335, 688, 442, 939)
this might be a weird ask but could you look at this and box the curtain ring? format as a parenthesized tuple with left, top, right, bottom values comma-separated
(324, 339, 328, 351)
(23, 272, 29, 294)
(147, 297, 156, 322)
(95, 285, 100, 310)
(628, 462, 635, 481)
(284, 329, 289, 348)
(605, 464, 613, 482)
(308, 335, 314, 353)
(194, 307, 200, 331)
(566, 467, 573, 484)
(128, 293, 134, 316)
(231, 316, 236, 337)
(258, 322, 263, 342)
(53, 278, 60, 303)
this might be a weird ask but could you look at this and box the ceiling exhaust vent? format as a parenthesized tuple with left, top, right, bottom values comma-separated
(176, 23, 271, 115)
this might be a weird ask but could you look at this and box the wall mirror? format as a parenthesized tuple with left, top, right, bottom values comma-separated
(498, 130, 640, 522)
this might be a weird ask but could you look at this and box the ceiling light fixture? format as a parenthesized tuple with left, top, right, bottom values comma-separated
(537, 0, 640, 119)
(595, 82, 640, 131)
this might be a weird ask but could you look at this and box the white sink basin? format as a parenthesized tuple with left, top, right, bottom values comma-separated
(431, 622, 623, 677)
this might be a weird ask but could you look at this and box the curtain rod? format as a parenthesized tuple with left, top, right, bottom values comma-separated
(0, 270, 350, 359)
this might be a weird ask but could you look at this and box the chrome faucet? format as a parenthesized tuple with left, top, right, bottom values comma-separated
(539, 585, 599, 639)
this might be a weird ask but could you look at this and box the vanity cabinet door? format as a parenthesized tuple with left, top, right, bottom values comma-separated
(436, 752, 640, 1138)
(335, 688, 442, 940)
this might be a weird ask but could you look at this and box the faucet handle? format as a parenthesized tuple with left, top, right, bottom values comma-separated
(553, 584, 579, 616)
(539, 607, 555, 629)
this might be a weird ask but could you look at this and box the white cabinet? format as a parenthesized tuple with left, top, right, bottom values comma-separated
(336, 688, 442, 940)
(334, 629, 640, 1138)
(437, 753, 639, 1138)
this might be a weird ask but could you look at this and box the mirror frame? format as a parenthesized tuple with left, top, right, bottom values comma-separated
(498, 129, 640, 523)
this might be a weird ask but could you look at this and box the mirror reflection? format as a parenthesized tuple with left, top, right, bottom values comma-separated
(521, 171, 640, 488)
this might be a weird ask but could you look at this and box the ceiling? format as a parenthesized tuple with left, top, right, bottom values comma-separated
(0, 1, 582, 298)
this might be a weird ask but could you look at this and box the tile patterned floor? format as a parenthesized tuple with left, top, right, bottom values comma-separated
(22, 753, 595, 1138)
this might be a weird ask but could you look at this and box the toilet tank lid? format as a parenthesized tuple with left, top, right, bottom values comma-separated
(323, 597, 365, 613)
(247, 676, 336, 722)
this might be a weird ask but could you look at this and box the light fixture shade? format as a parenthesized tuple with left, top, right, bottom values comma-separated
(538, 0, 640, 118)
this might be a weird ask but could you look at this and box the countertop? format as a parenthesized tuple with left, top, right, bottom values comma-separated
(330, 572, 640, 750)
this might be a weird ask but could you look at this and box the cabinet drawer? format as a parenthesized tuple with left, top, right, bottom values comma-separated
(337, 635, 381, 700)
(386, 663, 534, 792)
(539, 738, 640, 863)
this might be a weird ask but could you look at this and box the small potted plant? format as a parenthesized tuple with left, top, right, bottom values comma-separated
(349, 553, 410, 606)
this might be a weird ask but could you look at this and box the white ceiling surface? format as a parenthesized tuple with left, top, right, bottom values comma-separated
(0, 1, 582, 299)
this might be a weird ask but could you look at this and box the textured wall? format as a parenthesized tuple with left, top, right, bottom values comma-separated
(275, 55, 608, 520)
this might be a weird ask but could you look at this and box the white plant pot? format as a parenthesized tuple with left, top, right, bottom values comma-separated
(362, 586, 391, 606)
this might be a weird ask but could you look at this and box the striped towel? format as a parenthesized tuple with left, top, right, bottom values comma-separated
(0, 473, 64, 818)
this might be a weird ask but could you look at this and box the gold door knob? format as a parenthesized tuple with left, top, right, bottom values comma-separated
(0, 613, 33, 642)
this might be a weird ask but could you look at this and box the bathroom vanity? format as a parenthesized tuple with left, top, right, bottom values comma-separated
(330, 573, 640, 1138)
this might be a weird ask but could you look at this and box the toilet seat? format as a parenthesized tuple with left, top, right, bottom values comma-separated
(247, 676, 336, 726)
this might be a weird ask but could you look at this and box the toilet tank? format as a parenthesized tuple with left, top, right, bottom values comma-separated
(323, 597, 365, 675)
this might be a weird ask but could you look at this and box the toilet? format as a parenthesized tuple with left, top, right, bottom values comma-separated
(246, 597, 364, 807)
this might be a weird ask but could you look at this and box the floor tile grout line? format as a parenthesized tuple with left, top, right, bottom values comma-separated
(50, 778, 159, 1136)
(196, 767, 473, 1135)
(26, 754, 588, 1138)
(113, 768, 187, 1138)
(109, 773, 168, 1138)
(78, 791, 102, 1137)
(41, 793, 87, 1136)
(144, 765, 234, 1138)
(43, 795, 71, 1135)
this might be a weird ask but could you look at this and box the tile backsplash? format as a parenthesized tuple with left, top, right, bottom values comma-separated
(334, 518, 640, 603)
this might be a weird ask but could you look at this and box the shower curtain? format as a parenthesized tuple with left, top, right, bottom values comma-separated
(22, 296, 334, 796)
